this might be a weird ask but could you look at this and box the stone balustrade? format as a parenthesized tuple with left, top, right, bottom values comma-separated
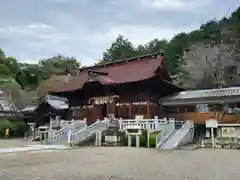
(118, 116, 176, 132)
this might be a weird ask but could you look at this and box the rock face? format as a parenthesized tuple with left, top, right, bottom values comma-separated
(177, 42, 240, 89)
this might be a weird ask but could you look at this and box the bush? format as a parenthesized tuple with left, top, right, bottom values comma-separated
(121, 130, 161, 148)
(12, 122, 28, 137)
(149, 131, 161, 147)
(0, 119, 28, 138)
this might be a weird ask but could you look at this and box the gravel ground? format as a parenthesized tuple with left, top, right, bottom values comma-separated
(0, 147, 240, 180)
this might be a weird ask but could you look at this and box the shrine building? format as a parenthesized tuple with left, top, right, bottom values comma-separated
(49, 52, 184, 124)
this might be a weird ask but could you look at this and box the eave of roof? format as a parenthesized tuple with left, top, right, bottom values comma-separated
(161, 87, 240, 106)
(50, 52, 177, 93)
(79, 52, 164, 71)
(21, 105, 38, 112)
(41, 95, 69, 110)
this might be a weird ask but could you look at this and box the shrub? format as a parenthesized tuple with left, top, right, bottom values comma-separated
(121, 130, 161, 147)
(0, 119, 28, 137)
(149, 131, 161, 147)
(12, 122, 28, 137)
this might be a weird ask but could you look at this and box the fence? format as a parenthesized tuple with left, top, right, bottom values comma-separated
(118, 117, 180, 132)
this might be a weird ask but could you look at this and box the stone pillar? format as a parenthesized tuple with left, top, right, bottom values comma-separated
(145, 121, 149, 131)
(136, 135, 140, 148)
(211, 128, 215, 148)
(119, 118, 123, 130)
(83, 118, 87, 128)
(40, 133, 43, 144)
(154, 116, 159, 131)
(95, 132, 98, 146)
(98, 131, 102, 146)
(44, 132, 48, 144)
(128, 135, 132, 147)
(94, 131, 102, 146)
(49, 117, 53, 130)
(68, 128, 72, 147)
(147, 131, 150, 148)
(96, 118, 100, 123)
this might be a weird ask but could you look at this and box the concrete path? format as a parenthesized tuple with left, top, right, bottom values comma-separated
(0, 145, 71, 154)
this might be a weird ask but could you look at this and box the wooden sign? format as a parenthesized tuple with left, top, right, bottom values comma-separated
(89, 95, 119, 105)
(205, 119, 218, 128)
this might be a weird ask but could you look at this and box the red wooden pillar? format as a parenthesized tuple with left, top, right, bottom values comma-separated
(128, 103, 132, 118)
(147, 93, 151, 118)
(92, 104, 96, 123)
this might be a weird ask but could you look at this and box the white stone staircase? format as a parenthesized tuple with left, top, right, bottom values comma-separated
(26, 131, 41, 141)
(47, 120, 87, 145)
(70, 119, 110, 145)
(157, 120, 194, 149)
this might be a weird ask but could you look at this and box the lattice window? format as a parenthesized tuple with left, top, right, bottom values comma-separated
(185, 106, 196, 112)
(163, 106, 178, 113)
(118, 105, 129, 119)
(132, 105, 147, 116)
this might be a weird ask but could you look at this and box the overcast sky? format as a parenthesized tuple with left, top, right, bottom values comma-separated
(0, 0, 239, 66)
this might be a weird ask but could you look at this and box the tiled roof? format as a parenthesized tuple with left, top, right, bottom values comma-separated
(44, 95, 69, 110)
(0, 91, 18, 112)
(21, 105, 37, 112)
(51, 53, 171, 93)
(161, 87, 240, 104)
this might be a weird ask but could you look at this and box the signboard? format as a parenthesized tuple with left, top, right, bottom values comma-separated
(125, 125, 143, 135)
(205, 119, 218, 128)
(89, 95, 119, 105)
(125, 129, 142, 135)
(135, 115, 144, 120)
(222, 127, 236, 137)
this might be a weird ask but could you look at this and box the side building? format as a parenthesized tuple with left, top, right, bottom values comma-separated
(0, 89, 20, 119)
(49, 52, 184, 124)
(160, 87, 240, 124)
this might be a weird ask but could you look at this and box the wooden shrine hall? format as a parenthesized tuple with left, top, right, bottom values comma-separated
(49, 52, 184, 124)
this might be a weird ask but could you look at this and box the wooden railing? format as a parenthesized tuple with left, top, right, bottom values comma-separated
(169, 112, 240, 124)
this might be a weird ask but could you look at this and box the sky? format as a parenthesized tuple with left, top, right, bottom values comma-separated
(0, 0, 239, 66)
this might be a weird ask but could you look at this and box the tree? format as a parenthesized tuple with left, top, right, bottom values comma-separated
(0, 64, 11, 76)
(145, 39, 168, 53)
(103, 35, 137, 61)
(36, 75, 73, 98)
(0, 76, 23, 107)
(5, 57, 20, 75)
(0, 48, 5, 60)
(14, 63, 43, 90)
(39, 55, 80, 77)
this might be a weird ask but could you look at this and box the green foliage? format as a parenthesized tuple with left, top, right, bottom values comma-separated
(5, 57, 20, 75)
(0, 120, 13, 129)
(39, 54, 80, 77)
(0, 120, 28, 137)
(121, 131, 161, 148)
(0, 6, 239, 96)
(0, 76, 23, 105)
(102, 7, 240, 75)
(103, 35, 138, 61)
(0, 64, 11, 76)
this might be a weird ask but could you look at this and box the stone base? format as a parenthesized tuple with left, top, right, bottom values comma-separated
(103, 135, 121, 146)
(105, 135, 119, 142)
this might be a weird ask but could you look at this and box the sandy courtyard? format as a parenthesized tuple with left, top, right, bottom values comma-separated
(0, 147, 240, 180)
